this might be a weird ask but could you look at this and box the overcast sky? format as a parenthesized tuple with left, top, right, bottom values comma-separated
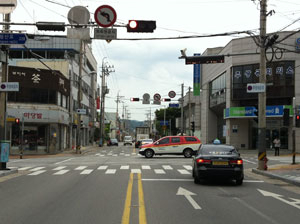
(7, 0, 300, 121)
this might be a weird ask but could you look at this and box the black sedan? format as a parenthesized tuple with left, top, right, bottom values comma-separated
(107, 138, 118, 146)
(192, 144, 244, 185)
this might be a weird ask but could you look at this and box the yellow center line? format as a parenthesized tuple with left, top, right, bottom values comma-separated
(138, 173, 147, 224)
(122, 173, 134, 224)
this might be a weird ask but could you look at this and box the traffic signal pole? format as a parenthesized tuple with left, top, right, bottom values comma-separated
(257, 0, 267, 170)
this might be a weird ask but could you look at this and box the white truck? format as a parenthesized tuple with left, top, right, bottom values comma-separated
(135, 126, 150, 148)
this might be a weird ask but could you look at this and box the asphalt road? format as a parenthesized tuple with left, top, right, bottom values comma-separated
(1, 145, 300, 224)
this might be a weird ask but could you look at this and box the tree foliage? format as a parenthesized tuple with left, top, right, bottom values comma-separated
(154, 107, 181, 136)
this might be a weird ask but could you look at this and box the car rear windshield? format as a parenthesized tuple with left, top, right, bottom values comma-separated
(125, 136, 132, 140)
(201, 145, 237, 155)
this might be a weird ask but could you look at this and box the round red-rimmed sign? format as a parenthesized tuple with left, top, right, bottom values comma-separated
(94, 5, 117, 28)
(168, 90, 176, 98)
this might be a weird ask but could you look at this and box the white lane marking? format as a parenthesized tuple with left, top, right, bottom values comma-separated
(162, 165, 173, 170)
(53, 166, 66, 171)
(95, 153, 100, 156)
(243, 159, 256, 164)
(113, 154, 118, 157)
(177, 187, 201, 210)
(55, 158, 73, 165)
(244, 180, 264, 183)
(53, 170, 69, 175)
(131, 153, 136, 155)
(183, 165, 192, 170)
(28, 170, 46, 176)
(80, 169, 93, 175)
(142, 165, 151, 170)
(105, 169, 116, 174)
(125, 154, 130, 156)
(100, 154, 105, 157)
(154, 169, 166, 174)
(120, 165, 130, 170)
(75, 166, 87, 170)
(18, 167, 32, 171)
(97, 165, 108, 170)
(178, 169, 191, 175)
(29, 167, 45, 172)
(131, 169, 141, 173)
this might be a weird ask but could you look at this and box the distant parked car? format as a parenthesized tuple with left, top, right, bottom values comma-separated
(139, 136, 201, 158)
(192, 144, 244, 185)
(107, 138, 118, 146)
(124, 136, 133, 146)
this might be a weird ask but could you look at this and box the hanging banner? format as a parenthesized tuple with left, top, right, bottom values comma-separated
(193, 53, 201, 96)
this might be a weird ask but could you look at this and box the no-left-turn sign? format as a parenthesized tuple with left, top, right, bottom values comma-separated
(94, 5, 117, 28)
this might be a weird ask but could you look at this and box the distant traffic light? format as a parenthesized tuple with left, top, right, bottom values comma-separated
(296, 115, 300, 128)
(191, 121, 195, 132)
(15, 118, 20, 125)
(80, 120, 84, 129)
(185, 55, 225, 64)
(127, 20, 156, 33)
(283, 108, 290, 126)
(130, 97, 140, 101)
(162, 98, 171, 102)
(36, 22, 65, 31)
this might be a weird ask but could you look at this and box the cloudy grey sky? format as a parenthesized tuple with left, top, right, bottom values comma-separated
(8, 0, 300, 121)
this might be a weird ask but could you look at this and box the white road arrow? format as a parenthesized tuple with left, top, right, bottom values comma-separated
(258, 189, 300, 210)
(176, 187, 201, 210)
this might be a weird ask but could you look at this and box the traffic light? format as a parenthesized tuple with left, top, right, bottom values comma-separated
(185, 55, 224, 64)
(162, 98, 171, 102)
(296, 115, 300, 128)
(283, 108, 290, 126)
(15, 118, 20, 125)
(80, 120, 84, 129)
(130, 97, 140, 101)
(191, 121, 195, 133)
(127, 20, 156, 33)
(36, 22, 65, 31)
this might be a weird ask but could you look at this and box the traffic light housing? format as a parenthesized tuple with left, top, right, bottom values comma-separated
(36, 22, 65, 31)
(283, 108, 290, 126)
(191, 121, 195, 132)
(127, 20, 156, 33)
(80, 120, 84, 129)
(162, 98, 171, 102)
(15, 118, 20, 125)
(130, 98, 140, 101)
(296, 115, 300, 128)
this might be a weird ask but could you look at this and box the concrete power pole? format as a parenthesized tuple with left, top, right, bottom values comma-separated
(258, 0, 267, 170)
(188, 86, 192, 135)
(181, 83, 184, 135)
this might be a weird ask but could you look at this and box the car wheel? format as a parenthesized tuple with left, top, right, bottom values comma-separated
(144, 149, 154, 158)
(183, 148, 193, 158)
(236, 178, 243, 186)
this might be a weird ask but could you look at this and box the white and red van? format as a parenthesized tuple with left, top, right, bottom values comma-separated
(139, 136, 201, 158)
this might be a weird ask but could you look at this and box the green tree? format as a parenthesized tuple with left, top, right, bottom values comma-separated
(155, 107, 181, 136)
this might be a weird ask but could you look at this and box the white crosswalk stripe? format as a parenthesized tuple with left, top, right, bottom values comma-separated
(53, 166, 66, 171)
(120, 165, 129, 170)
(28, 170, 46, 176)
(131, 169, 141, 173)
(18, 167, 32, 171)
(177, 169, 191, 175)
(142, 165, 151, 170)
(105, 169, 116, 174)
(80, 169, 93, 175)
(97, 165, 108, 170)
(29, 167, 45, 172)
(162, 165, 173, 170)
(75, 166, 87, 170)
(183, 165, 192, 170)
(53, 170, 69, 175)
(154, 169, 166, 174)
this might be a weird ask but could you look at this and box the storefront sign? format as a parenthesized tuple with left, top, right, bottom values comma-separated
(224, 105, 293, 119)
(193, 53, 201, 96)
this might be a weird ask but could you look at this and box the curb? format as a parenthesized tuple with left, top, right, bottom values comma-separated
(0, 168, 18, 177)
(252, 168, 300, 187)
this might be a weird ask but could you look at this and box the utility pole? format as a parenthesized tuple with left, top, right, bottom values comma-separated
(116, 92, 124, 141)
(0, 13, 10, 169)
(181, 83, 184, 135)
(188, 86, 192, 135)
(99, 58, 114, 146)
(258, 0, 267, 170)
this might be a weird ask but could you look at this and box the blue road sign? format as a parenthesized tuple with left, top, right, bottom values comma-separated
(169, 103, 179, 108)
(160, 120, 169, 126)
(0, 33, 27, 45)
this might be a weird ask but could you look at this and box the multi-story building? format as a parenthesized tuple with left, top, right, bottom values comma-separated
(197, 31, 300, 152)
(5, 35, 98, 154)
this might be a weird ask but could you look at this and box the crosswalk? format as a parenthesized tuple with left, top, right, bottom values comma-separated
(95, 152, 137, 157)
(17, 165, 194, 176)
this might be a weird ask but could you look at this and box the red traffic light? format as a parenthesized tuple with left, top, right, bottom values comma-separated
(127, 20, 156, 33)
(297, 115, 300, 120)
(130, 97, 140, 101)
(128, 20, 138, 29)
(15, 118, 20, 124)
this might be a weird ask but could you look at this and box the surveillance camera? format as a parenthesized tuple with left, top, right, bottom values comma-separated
(180, 48, 187, 57)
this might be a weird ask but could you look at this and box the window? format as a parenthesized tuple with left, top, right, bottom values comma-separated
(159, 137, 170, 145)
(171, 137, 181, 143)
(62, 95, 67, 108)
(185, 137, 197, 142)
(57, 92, 61, 106)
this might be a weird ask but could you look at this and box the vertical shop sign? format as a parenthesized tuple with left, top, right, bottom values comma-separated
(193, 53, 201, 96)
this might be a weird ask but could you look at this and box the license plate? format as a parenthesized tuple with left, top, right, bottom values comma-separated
(212, 161, 228, 165)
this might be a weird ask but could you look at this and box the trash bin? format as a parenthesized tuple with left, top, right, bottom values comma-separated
(0, 140, 10, 163)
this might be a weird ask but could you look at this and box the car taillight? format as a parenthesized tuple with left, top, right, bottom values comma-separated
(196, 158, 211, 164)
(230, 160, 243, 165)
